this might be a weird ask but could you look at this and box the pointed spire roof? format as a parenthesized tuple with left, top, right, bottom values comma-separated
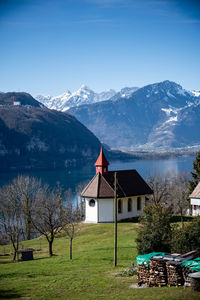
(95, 146, 109, 167)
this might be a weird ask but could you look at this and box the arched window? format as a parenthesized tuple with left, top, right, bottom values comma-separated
(118, 199, 122, 213)
(128, 198, 132, 212)
(137, 197, 141, 211)
(89, 199, 95, 207)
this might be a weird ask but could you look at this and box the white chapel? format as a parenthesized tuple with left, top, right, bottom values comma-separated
(81, 146, 153, 223)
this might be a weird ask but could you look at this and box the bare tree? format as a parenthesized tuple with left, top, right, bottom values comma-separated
(64, 200, 82, 260)
(147, 172, 190, 221)
(31, 186, 66, 256)
(146, 173, 170, 205)
(0, 184, 25, 260)
(12, 175, 41, 240)
(169, 173, 190, 228)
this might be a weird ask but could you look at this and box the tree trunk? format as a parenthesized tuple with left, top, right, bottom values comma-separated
(49, 240, 53, 256)
(13, 249, 17, 261)
(11, 239, 18, 261)
(25, 196, 31, 240)
(26, 217, 31, 240)
(70, 238, 73, 260)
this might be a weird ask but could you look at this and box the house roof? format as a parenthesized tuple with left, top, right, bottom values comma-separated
(95, 146, 109, 167)
(81, 169, 153, 199)
(190, 182, 200, 199)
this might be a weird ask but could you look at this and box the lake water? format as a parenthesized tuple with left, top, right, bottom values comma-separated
(0, 155, 195, 198)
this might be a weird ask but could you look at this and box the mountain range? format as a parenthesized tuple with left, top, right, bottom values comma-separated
(1, 80, 200, 166)
(67, 81, 200, 150)
(36, 85, 138, 111)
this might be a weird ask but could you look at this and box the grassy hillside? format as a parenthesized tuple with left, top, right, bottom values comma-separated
(0, 223, 200, 300)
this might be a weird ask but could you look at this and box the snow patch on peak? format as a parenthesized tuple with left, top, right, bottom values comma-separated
(161, 108, 176, 116)
(166, 115, 178, 123)
(167, 91, 176, 98)
(192, 90, 200, 97)
(161, 107, 179, 124)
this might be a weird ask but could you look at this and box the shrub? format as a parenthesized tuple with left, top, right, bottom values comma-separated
(136, 203, 172, 254)
(117, 266, 137, 277)
(171, 216, 200, 253)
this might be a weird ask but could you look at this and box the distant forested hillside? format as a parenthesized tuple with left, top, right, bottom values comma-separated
(0, 104, 101, 171)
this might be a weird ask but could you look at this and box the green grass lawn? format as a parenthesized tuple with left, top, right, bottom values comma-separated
(0, 223, 200, 300)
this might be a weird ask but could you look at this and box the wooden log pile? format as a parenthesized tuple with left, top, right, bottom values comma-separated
(166, 261, 184, 286)
(137, 265, 150, 285)
(166, 251, 200, 287)
(149, 258, 168, 286)
(137, 251, 200, 287)
(182, 267, 195, 287)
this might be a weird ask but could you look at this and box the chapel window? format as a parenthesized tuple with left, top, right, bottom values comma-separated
(137, 197, 141, 211)
(128, 198, 132, 212)
(89, 199, 95, 207)
(118, 199, 122, 213)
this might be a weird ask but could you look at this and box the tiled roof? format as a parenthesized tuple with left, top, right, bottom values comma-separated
(95, 146, 109, 167)
(81, 169, 153, 198)
(190, 182, 200, 199)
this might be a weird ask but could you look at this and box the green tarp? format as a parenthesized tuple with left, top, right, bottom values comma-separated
(181, 258, 200, 272)
(136, 252, 167, 267)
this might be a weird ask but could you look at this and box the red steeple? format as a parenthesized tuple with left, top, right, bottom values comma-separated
(95, 146, 109, 175)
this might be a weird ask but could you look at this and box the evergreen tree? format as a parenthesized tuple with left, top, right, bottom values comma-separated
(136, 203, 172, 254)
(189, 151, 200, 194)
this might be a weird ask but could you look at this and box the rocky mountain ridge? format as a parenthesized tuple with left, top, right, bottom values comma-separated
(36, 85, 116, 111)
(36, 85, 139, 111)
(68, 80, 200, 150)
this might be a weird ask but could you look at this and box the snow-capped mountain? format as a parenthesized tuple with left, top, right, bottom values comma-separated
(36, 85, 140, 111)
(36, 85, 117, 111)
(68, 80, 200, 150)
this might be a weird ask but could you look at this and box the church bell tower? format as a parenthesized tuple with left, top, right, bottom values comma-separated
(95, 146, 109, 175)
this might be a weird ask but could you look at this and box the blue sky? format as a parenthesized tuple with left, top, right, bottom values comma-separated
(0, 0, 200, 96)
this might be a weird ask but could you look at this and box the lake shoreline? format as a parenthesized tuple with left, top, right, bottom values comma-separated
(0, 154, 196, 191)
(0, 149, 198, 175)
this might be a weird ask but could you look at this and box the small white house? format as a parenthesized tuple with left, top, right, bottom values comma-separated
(189, 182, 200, 216)
(81, 147, 153, 223)
(13, 101, 21, 106)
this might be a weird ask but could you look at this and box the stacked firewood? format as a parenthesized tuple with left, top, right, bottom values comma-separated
(137, 265, 150, 285)
(149, 258, 168, 286)
(182, 267, 195, 287)
(166, 261, 184, 286)
(137, 251, 200, 287)
(166, 251, 200, 287)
